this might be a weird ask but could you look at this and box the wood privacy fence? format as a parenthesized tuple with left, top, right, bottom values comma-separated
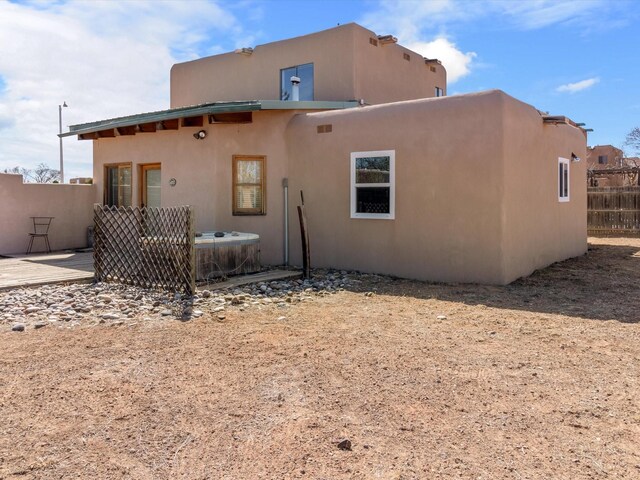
(93, 204, 195, 294)
(588, 187, 640, 235)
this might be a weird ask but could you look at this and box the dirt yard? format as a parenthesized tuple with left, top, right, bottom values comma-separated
(1, 237, 639, 479)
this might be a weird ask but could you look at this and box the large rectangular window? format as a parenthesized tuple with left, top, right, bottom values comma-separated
(280, 63, 313, 101)
(351, 150, 395, 219)
(104, 163, 132, 207)
(558, 157, 569, 202)
(233, 155, 266, 215)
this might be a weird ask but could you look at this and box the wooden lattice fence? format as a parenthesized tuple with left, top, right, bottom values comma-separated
(588, 187, 640, 235)
(93, 204, 195, 294)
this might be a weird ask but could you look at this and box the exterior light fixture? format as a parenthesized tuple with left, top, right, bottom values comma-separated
(59, 101, 68, 183)
(571, 152, 581, 162)
(193, 130, 207, 140)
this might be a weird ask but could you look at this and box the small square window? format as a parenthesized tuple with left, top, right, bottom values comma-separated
(233, 156, 266, 215)
(598, 155, 607, 164)
(350, 150, 395, 219)
(558, 157, 570, 202)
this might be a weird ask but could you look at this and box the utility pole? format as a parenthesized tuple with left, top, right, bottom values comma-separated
(59, 101, 68, 183)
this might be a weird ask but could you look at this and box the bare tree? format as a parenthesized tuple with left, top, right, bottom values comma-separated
(3, 164, 60, 183)
(31, 163, 61, 183)
(3, 166, 32, 178)
(624, 127, 640, 156)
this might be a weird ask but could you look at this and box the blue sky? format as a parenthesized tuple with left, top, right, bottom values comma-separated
(0, 0, 639, 179)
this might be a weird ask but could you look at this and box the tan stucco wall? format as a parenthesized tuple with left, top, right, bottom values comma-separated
(170, 23, 445, 107)
(352, 26, 446, 104)
(90, 90, 586, 285)
(501, 96, 587, 283)
(285, 92, 507, 284)
(285, 90, 586, 284)
(0, 174, 95, 255)
(93, 111, 298, 265)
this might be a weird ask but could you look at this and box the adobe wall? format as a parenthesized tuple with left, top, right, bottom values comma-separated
(352, 26, 447, 104)
(285, 91, 507, 284)
(170, 25, 357, 107)
(501, 96, 588, 283)
(170, 23, 446, 107)
(0, 174, 95, 255)
(92, 111, 297, 266)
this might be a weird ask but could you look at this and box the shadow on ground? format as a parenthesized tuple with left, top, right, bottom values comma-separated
(21, 252, 94, 273)
(349, 242, 640, 323)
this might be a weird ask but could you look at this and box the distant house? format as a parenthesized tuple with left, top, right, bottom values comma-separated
(587, 145, 639, 186)
(587, 145, 623, 169)
(60, 23, 587, 285)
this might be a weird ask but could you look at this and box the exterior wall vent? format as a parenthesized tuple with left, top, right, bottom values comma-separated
(317, 124, 332, 134)
(403, 53, 410, 61)
(369, 37, 378, 46)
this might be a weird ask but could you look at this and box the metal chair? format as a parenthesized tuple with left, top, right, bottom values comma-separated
(27, 217, 54, 254)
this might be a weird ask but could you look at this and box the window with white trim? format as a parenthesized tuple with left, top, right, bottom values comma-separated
(350, 150, 395, 219)
(558, 157, 570, 202)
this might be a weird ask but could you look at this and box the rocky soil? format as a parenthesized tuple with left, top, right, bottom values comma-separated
(1, 238, 640, 479)
(0, 270, 364, 332)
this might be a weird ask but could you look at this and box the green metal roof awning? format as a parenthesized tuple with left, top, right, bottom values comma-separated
(60, 100, 358, 139)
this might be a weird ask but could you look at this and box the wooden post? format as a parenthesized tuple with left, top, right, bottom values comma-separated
(297, 190, 311, 279)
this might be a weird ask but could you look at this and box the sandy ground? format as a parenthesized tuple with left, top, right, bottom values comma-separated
(1, 237, 639, 479)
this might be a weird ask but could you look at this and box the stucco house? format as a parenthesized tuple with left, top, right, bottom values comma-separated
(586, 144, 640, 187)
(61, 23, 587, 285)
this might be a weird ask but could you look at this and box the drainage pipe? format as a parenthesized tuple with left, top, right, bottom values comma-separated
(283, 177, 289, 266)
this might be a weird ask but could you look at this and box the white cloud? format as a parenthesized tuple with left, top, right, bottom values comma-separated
(556, 77, 600, 93)
(496, 0, 608, 30)
(0, 0, 244, 179)
(360, 0, 477, 83)
(407, 38, 476, 83)
(359, 0, 617, 85)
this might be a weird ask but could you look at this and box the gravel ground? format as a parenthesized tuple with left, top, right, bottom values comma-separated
(1, 237, 639, 479)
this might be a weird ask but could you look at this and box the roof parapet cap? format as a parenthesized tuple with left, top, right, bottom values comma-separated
(234, 47, 254, 56)
(377, 34, 397, 45)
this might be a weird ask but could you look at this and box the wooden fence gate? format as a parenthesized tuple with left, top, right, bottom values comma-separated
(587, 186, 640, 235)
(93, 204, 195, 294)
